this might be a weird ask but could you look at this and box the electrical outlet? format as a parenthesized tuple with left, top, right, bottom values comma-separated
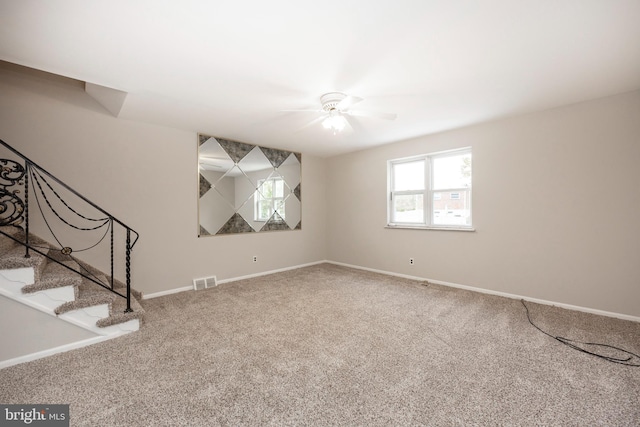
(409, 258, 414, 265)
(253, 256, 257, 262)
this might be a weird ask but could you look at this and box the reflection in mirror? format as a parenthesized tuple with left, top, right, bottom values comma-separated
(198, 134, 301, 236)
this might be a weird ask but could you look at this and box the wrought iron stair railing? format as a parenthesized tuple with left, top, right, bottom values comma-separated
(0, 138, 139, 312)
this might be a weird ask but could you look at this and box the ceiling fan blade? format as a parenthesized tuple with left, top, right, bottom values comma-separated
(199, 163, 224, 170)
(279, 109, 324, 113)
(199, 155, 230, 160)
(342, 114, 362, 135)
(294, 115, 326, 133)
(199, 156, 234, 169)
(345, 109, 397, 121)
(336, 95, 364, 110)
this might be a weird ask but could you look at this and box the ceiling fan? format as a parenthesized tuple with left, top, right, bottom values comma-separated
(286, 92, 397, 134)
(198, 156, 231, 171)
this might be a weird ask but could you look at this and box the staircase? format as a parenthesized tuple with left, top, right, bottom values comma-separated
(0, 225, 144, 335)
(0, 138, 143, 368)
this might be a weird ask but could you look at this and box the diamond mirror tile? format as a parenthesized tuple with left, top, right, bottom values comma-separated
(198, 134, 301, 236)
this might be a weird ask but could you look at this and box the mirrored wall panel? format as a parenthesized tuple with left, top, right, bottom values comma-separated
(198, 134, 301, 236)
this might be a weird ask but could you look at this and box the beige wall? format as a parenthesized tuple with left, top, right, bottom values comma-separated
(2, 60, 638, 318)
(326, 90, 640, 317)
(0, 295, 97, 361)
(0, 63, 328, 295)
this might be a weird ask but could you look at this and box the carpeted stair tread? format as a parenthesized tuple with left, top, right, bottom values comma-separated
(55, 276, 117, 315)
(0, 226, 53, 251)
(0, 226, 56, 282)
(100, 276, 146, 327)
(74, 257, 143, 300)
(96, 292, 145, 328)
(47, 259, 145, 328)
(111, 278, 143, 301)
(22, 258, 82, 293)
(0, 225, 25, 237)
(0, 226, 23, 253)
(56, 274, 145, 328)
(1, 226, 145, 329)
(0, 243, 47, 272)
(46, 249, 78, 267)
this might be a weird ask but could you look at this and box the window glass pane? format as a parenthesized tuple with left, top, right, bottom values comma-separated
(393, 160, 424, 191)
(256, 178, 287, 220)
(257, 200, 272, 220)
(388, 149, 472, 229)
(393, 194, 424, 223)
(432, 153, 471, 190)
(432, 190, 471, 225)
(258, 179, 273, 198)
(275, 179, 284, 197)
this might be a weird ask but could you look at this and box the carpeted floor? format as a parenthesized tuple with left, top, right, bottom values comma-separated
(1, 263, 639, 426)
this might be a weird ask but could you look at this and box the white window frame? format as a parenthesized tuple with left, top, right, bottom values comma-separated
(255, 177, 286, 222)
(387, 147, 473, 231)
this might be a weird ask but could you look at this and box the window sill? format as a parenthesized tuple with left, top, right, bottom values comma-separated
(385, 224, 475, 232)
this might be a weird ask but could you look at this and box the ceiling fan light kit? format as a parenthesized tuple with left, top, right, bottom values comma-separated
(322, 110, 347, 134)
(287, 91, 397, 134)
(320, 92, 348, 134)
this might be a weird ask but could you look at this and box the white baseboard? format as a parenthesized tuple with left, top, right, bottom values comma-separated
(142, 259, 639, 322)
(143, 260, 327, 299)
(0, 335, 118, 370)
(326, 260, 640, 323)
(216, 260, 326, 285)
(0, 265, 139, 369)
(143, 285, 193, 300)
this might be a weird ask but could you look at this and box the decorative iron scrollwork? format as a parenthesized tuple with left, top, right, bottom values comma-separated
(0, 139, 140, 314)
(0, 159, 26, 226)
(0, 159, 26, 184)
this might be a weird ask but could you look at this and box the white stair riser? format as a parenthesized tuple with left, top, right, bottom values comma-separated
(23, 286, 76, 312)
(0, 236, 141, 369)
(0, 267, 34, 285)
(1, 268, 75, 311)
(99, 319, 140, 335)
(58, 309, 139, 336)
(59, 304, 110, 332)
(1, 267, 139, 336)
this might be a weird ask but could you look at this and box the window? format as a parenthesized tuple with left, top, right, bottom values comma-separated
(255, 177, 286, 221)
(388, 148, 472, 229)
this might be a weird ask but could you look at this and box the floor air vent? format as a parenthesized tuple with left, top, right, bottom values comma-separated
(193, 276, 217, 291)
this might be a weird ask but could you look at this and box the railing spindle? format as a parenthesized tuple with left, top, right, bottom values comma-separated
(0, 138, 139, 315)
(24, 162, 30, 258)
(110, 220, 114, 290)
(125, 228, 132, 313)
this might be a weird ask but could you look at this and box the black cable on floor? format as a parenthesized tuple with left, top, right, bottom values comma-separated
(521, 300, 640, 367)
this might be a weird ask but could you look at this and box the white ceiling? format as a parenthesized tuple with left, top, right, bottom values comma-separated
(1, 0, 640, 157)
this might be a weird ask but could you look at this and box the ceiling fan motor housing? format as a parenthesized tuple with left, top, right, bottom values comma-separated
(321, 92, 347, 111)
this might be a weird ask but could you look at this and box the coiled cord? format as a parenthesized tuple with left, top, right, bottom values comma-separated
(521, 300, 640, 367)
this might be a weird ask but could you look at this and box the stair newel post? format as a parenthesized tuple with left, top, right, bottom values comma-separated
(23, 161, 30, 258)
(125, 228, 132, 313)
(110, 220, 114, 290)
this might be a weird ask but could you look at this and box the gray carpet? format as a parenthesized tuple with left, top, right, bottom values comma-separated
(1, 263, 639, 426)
